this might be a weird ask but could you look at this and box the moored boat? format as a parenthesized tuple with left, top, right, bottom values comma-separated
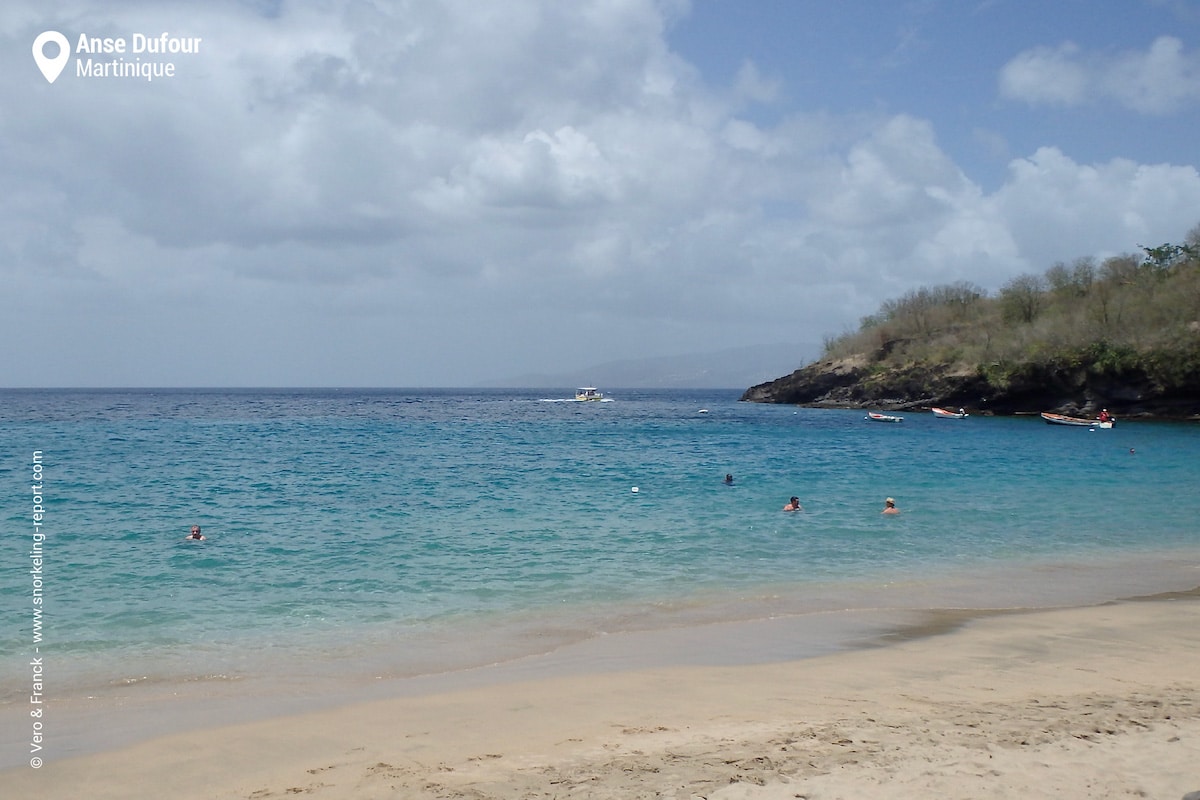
(1041, 412, 1114, 428)
(931, 407, 968, 419)
(866, 411, 903, 423)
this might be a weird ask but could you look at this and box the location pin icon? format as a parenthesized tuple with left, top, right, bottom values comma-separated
(32, 31, 70, 84)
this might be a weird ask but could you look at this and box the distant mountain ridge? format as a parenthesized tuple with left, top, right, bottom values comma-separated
(482, 343, 818, 389)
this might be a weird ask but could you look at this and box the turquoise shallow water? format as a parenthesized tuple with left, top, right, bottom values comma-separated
(2, 388, 1199, 701)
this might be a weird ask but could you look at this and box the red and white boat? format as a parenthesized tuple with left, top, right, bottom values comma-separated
(866, 411, 903, 423)
(1041, 412, 1114, 428)
(931, 407, 968, 419)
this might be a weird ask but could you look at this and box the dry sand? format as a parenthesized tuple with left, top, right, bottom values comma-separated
(5, 595, 1199, 800)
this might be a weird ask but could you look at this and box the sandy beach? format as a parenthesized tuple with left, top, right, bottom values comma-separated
(6, 593, 1200, 800)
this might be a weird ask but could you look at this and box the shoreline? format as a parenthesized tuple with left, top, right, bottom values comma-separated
(0, 605, 937, 770)
(4, 547, 1200, 772)
(5, 591, 1200, 799)
(749, 399, 1200, 421)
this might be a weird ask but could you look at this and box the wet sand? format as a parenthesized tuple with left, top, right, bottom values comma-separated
(5, 592, 1199, 800)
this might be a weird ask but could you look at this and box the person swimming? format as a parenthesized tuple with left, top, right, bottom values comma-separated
(782, 496, 802, 512)
(184, 525, 206, 541)
(724, 474, 734, 485)
(882, 497, 899, 515)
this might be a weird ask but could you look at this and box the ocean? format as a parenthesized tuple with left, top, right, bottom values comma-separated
(2, 388, 1199, 756)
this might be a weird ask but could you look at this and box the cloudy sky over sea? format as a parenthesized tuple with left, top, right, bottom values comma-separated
(4, 0, 1199, 386)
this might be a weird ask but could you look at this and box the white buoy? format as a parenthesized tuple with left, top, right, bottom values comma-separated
(631, 486, 639, 493)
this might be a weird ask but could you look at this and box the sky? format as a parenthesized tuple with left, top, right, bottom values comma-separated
(2, 0, 1199, 387)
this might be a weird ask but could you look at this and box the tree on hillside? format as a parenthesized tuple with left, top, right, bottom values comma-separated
(1045, 257, 1095, 299)
(1141, 242, 1199, 272)
(999, 273, 1045, 323)
(1070, 257, 1096, 295)
(816, 225, 1200, 381)
(1100, 254, 1141, 284)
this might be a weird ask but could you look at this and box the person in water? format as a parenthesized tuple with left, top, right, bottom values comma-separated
(882, 497, 899, 515)
(185, 525, 206, 541)
(724, 474, 734, 485)
(783, 496, 802, 511)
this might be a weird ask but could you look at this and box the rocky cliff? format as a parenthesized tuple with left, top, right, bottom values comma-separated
(740, 355, 1200, 419)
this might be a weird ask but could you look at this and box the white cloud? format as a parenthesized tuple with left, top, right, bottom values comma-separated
(1105, 35, 1200, 114)
(992, 147, 1200, 262)
(733, 59, 779, 104)
(998, 42, 1089, 106)
(816, 115, 971, 230)
(2, 1, 1199, 385)
(1000, 36, 1200, 114)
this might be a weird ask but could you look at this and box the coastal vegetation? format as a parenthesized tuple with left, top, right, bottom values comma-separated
(742, 226, 1200, 417)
